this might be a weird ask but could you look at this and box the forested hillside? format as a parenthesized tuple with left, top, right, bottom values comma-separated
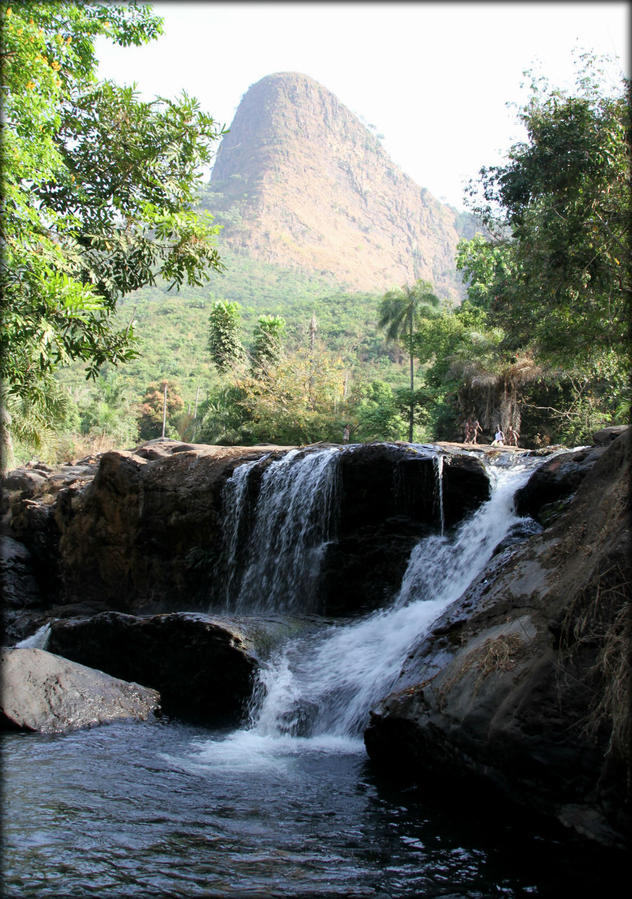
(1, 2, 628, 466)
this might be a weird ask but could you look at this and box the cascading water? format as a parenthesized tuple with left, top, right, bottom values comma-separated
(7, 444, 608, 898)
(208, 447, 544, 755)
(221, 447, 341, 614)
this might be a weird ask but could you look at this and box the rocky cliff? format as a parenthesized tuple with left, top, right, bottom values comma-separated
(209, 72, 474, 298)
(365, 428, 631, 849)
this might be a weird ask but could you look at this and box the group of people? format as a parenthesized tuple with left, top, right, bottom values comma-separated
(463, 417, 519, 447)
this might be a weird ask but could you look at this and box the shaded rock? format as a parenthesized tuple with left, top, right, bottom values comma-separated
(48, 611, 259, 725)
(1, 537, 46, 646)
(321, 444, 490, 614)
(593, 425, 629, 445)
(514, 443, 609, 525)
(1, 647, 159, 733)
(365, 428, 632, 848)
(3, 439, 491, 621)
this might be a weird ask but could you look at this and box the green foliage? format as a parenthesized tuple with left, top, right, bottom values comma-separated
(0, 1, 225, 419)
(250, 315, 286, 375)
(350, 381, 407, 443)
(78, 369, 139, 448)
(378, 280, 442, 441)
(207, 300, 245, 374)
(467, 52, 630, 373)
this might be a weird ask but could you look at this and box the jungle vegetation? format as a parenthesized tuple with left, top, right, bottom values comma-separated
(1, 5, 628, 466)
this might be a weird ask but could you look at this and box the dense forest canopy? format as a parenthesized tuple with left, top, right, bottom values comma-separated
(0, 2, 628, 465)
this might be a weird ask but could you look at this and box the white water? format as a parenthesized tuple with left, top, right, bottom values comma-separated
(15, 622, 51, 649)
(199, 449, 544, 767)
(222, 447, 341, 613)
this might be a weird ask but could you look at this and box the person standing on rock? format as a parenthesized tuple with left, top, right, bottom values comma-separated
(506, 425, 519, 446)
(343, 424, 350, 444)
(470, 419, 482, 444)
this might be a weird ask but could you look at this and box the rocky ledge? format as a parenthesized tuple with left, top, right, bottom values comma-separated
(364, 427, 631, 849)
(2, 438, 492, 639)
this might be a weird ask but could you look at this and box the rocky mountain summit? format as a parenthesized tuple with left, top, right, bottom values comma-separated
(209, 72, 475, 298)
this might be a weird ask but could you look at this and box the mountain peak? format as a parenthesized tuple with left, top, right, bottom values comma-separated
(209, 73, 471, 297)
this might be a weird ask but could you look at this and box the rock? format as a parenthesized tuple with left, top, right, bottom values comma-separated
(1, 647, 160, 733)
(593, 425, 629, 445)
(514, 442, 610, 524)
(210, 72, 470, 298)
(48, 611, 259, 725)
(1, 537, 46, 646)
(321, 444, 490, 614)
(364, 428, 632, 848)
(3, 439, 491, 620)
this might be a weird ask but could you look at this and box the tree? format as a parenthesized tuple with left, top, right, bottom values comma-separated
(207, 301, 245, 374)
(137, 380, 184, 440)
(466, 52, 630, 374)
(460, 52, 630, 441)
(0, 2, 225, 453)
(250, 315, 286, 376)
(378, 280, 440, 441)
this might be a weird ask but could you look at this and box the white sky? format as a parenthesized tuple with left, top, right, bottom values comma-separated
(96, 1, 629, 210)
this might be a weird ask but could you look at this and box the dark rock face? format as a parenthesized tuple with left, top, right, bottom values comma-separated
(514, 444, 606, 525)
(1, 647, 160, 733)
(364, 428, 632, 849)
(321, 445, 489, 614)
(47, 611, 258, 725)
(1, 537, 44, 644)
(3, 439, 490, 624)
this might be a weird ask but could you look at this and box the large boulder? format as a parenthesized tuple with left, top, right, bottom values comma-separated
(321, 444, 490, 614)
(364, 428, 631, 848)
(514, 443, 607, 525)
(48, 610, 259, 725)
(4, 440, 289, 615)
(1, 647, 159, 733)
(1, 537, 45, 645)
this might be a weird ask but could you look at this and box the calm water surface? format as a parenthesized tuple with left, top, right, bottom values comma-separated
(2, 717, 622, 898)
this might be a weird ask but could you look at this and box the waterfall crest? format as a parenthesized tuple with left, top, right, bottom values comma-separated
(221, 447, 341, 614)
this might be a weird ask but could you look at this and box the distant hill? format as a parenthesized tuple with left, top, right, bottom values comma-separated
(204, 71, 478, 300)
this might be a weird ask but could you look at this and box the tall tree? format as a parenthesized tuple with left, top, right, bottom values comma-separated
(207, 301, 244, 374)
(460, 52, 630, 439)
(0, 2, 225, 464)
(378, 280, 440, 441)
(250, 315, 286, 376)
(466, 52, 630, 373)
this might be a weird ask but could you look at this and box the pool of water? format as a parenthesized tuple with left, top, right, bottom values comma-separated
(2, 717, 624, 897)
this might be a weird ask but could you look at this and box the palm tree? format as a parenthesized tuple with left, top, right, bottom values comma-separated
(378, 280, 441, 441)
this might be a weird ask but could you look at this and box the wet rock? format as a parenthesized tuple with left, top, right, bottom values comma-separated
(48, 611, 259, 726)
(1, 537, 46, 646)
(364, 428, 632, 849)
(321, 444, 490, 614)
(1, 647, 160, 733)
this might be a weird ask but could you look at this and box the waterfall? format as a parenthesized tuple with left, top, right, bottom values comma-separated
(246, 452, 542, 741)
(220, 447, 341, 614)
(434, 454, 445, 536)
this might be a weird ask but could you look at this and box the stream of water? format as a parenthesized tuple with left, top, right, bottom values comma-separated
(2, 446, 620, 896)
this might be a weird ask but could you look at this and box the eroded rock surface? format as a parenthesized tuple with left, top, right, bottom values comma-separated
(3, 438, 492, 623)
(364, 428, 631, 848)
(1, 647, 159, 733)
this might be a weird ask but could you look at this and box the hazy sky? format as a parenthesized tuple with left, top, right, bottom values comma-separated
(96, 2, 628, 210)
